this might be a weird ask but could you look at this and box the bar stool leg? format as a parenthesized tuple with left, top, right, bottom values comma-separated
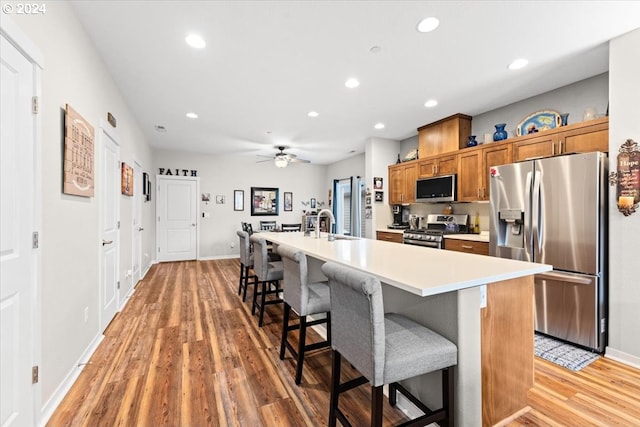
(252, 279, 260, 315)
(371, 385, 384, 427)
(238, 262, 244, 296)
(328, 350, 341, 427)
(443, 367, 455, 427)
(294, 315, 307, 385)
(258, 280, 268, 327)
(242, 265, 251, 302)
(280, 303, 291, 360)
(388, 383, 397, 407)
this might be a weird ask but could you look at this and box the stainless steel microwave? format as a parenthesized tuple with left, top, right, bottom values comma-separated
(415, 174, 457, 202)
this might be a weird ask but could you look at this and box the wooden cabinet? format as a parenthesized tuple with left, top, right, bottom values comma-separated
(418, 153, 457, 177)
(376, 231, 403, 244)
(445, 238, 489, 255)
(458, 141, 512, 201)
(388, 162, 418, 204)
(513, 117, 608, 162)
(418, 114, 472, 157)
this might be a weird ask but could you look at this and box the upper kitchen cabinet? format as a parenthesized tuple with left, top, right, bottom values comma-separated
(513, 117, 608, 162)
(418, 153, 458, 178)
(418, 114, 472, 157)
(389, 162, 418, 204)
(458, 141, 512, 202)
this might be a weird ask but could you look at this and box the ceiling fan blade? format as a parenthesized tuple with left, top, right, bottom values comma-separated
(288, 158, 310, 163)
(256, 154, 274, 159)
(256, 158, 273, 163)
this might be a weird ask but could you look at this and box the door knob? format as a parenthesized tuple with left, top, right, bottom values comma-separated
(102, 239, 113, 246)
(138, 227, 144, 231)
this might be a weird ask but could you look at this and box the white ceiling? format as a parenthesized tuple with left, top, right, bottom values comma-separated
(71, 1, 640, 165)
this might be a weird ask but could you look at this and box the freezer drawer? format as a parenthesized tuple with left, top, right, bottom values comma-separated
(534, 271, 603, 352)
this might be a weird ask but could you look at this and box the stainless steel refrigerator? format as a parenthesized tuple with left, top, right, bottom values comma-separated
(489, 151, 607, 352)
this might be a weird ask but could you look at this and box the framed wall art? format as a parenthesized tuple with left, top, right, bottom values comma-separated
(310, 198, 316, 209)
(63, 104, 95, 197)
(234, 190, 244, 211)
(284, 192, 293, 211)
(251, 187, 279, 216)
(121, 162, 133, 196)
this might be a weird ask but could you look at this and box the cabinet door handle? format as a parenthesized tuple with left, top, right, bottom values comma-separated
(551, 142, 555, 156)
(559, 140, 563, 154)
(432, 165, 436, 175)
(462, 245, 473, 249)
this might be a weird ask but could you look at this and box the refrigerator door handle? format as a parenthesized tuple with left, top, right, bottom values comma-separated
(536, 271, 593, 285)
(524, 171, 532, 254)
(532, 170, 542, 253)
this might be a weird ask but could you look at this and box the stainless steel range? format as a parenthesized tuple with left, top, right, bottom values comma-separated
(403, 214, 469, 248)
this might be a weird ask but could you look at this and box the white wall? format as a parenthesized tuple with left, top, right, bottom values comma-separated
(10, 2, 154, 416)
(153, 150, 327, 259)
(606, 28, 640, 366)
(365, 137, 400, 237)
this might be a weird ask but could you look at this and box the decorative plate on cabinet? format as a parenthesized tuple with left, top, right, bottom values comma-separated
(516, 110, 561, 136)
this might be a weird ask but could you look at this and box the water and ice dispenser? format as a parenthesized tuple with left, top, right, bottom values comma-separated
(495, 209, 525, 260)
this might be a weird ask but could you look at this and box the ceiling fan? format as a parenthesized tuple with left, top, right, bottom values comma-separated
(257, 146, 311, 168)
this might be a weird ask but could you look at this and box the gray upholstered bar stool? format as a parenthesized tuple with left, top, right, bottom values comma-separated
(321, 262, 457, 427)
(236, 230, 256, 302)
(277, 244, 331, 384)
(250, 234, 284, 327)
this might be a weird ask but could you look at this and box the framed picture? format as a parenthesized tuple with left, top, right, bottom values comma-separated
(234, 190, 244, 211)
(121, 162, 133, 196)
(375, 191, 383, 202)
(215, 195, 225, 204)
(310, 198, 316, 209)
(284, 192, 293, 211)
(366, 196, 371, 205)
(143, 172, 150, 201)
(373, 177, 383, 190)
(251, 187, 279, 216)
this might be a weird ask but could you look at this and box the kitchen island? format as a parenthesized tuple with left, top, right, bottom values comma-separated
(259, 231, 551, 426)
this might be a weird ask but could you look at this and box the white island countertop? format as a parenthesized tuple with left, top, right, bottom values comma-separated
(260, 232, 550, 297)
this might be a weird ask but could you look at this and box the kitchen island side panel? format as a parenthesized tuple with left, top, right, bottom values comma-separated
(481, 276, 534, 426)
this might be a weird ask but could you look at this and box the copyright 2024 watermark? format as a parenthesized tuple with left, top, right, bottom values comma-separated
(2, 2, 47, 14)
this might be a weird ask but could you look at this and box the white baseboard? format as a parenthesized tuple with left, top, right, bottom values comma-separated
(38, 333, 104, 427)
(605, 346, 640, 369)
(140, 260, 156, 280)
(198, 254, 239, 261)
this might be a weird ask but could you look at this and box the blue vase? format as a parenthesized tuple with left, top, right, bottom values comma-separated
(467, 135, 478, 147)
(493, 123, 508, 141)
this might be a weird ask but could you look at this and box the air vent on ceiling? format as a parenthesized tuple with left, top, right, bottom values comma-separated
(154, 125, 167, 132)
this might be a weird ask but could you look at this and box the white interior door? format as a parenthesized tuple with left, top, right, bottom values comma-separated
(1, 34, 37, 427)
(100, 127, 120, 331)
(156, 176, 198, 262)
(131, 160, 142, 290)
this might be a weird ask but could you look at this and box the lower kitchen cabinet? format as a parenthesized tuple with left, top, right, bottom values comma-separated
(376, 231, 403, 244)
(445, 238, 489, 255)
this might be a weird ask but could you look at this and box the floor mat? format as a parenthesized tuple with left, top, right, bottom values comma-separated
(534, 333, 600, 371)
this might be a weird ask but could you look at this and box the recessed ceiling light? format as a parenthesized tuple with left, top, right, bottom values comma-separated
(374, 123, 385, 130)
(308, 111, 319, 117)
(508, 58, 529, 70)
(345, 78, 360, 89)
(424, 99, 438, 108)
(185, 34, 206, 49)
(186, 112, 198, 119)
(417, 17, 440, 33)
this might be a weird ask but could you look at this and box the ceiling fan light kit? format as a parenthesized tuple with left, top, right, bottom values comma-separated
(257, 146, 311, 168)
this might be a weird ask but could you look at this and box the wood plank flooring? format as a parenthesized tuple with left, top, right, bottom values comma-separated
(47, 259, 640, 427)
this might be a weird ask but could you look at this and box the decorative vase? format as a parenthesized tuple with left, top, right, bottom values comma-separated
(467, 135, 478, 147)
(493, 123, 508, 141)
(560, 113, 569, 126)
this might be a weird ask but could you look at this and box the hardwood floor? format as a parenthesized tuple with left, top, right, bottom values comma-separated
(47, 259, 640, 427)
